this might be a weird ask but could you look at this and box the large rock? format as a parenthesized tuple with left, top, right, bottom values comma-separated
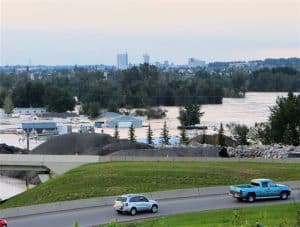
(227, 144, 299, 159)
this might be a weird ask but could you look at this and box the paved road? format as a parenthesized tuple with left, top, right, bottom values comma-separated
(6, 190, 300, 227)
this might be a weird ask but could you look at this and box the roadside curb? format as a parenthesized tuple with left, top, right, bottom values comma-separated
(1, 181, 299, 219)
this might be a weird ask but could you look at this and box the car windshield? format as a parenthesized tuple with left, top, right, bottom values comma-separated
(116, 197, 127, 202)
(250, 182, 260, 187)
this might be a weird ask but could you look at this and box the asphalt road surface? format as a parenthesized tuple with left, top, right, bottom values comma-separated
(6, 190, 300, 227)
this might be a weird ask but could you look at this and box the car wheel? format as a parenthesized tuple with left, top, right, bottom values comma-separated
(247, 194, 256, 203)
(237, 198, 243, 202)
(280, 191, 289, 200)
(151, 205, 158, 213)
(130, 208, 137, 216)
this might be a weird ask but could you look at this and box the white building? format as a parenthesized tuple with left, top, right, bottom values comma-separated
(117, 53, 128, 70)
(188, 58, 206, 68)
(143, 54, 150, 64)
(13, 107, 47, 115)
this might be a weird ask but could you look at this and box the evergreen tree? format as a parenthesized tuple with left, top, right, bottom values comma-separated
(227, 123, 249, 145)
(179, 104, 203, 126)
(160, 121, 170, 145)
(180, 127, 188, 144)
(268, 92, 300, 146)
(3, 94, 14, 114)
(114, 124, 119, 139)
(218, 122, 226, 146)
(129, 123, 136, 142)
(147, 124, 153, 145)
(201, 129, 206, 144)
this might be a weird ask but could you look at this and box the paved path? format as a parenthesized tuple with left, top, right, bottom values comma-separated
(6, 189, 300, 227)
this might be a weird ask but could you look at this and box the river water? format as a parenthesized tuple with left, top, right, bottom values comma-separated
(0, 92, 298, 200)
(201, 92, 290, 127)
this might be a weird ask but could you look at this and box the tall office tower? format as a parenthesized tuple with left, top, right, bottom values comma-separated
(143, 54, 150, 64)
(117, 53, 128, 69)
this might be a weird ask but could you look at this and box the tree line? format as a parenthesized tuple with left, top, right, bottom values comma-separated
(0, 65, 299, 114)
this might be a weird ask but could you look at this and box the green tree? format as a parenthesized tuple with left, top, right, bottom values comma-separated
(147, 124, 153, 145)
(129, 123, 136, 142)
(114, 124, 119, 139)
(3, 94, 14, 114)
(180, 127, 188, 144)
(201, 129, 206, 144)
(44, 86, 76, 112)
(268, 92, 300, 145)
(160, 121, 170, 145)
(179, 104, 203, 126)
(0, 87, 7, 108)
(81, 102, 100, 118)
(227, 123, 249, 145)
(218, 122, 226, 146)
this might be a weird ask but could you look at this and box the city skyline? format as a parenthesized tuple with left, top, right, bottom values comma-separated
(1, 0, 300, 65)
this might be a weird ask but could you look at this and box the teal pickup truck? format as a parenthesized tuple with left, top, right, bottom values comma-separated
(229, 179, 291, 202)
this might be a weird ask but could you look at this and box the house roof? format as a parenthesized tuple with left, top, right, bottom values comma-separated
(107, 115, 143, 123)
(100, 112, 121, 118)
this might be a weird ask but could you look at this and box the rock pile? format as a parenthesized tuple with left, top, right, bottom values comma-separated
(227, 144, 299, 159)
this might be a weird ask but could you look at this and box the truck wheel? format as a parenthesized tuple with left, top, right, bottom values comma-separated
(280, 191, 289, 200)
(247, 194, 256, 203)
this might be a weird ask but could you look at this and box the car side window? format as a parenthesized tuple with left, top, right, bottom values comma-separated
(130, 197, 138, 202)
(262, 182, 268, 187)
(141, 196, 149, 202)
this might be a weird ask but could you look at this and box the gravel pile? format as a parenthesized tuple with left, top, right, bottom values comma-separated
(227, 144, 300, 159)
(31, 133, 153, 155)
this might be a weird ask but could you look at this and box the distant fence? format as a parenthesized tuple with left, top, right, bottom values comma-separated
(101, 155, 300, 163)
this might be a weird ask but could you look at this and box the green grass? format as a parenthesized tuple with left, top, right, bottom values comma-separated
(1, 161, 300, 209)
(119, 203, 300, 227)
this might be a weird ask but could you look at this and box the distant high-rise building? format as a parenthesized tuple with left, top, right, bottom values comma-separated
(163, 60, 169, 68)
(143, 54, 150, 64)
(188, 58, 206, 68)
(117, 53, 128, 69)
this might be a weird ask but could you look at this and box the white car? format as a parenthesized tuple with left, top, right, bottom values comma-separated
(113, 194, 159, 215)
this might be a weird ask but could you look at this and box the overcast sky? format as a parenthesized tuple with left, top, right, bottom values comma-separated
(1, 0, 300, 65)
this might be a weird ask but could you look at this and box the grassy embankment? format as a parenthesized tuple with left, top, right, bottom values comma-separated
(1, 161, 300, 209)
(119, 203, 300, 227)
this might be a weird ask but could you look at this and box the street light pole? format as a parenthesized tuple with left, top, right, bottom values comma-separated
(26, 131, 30, 152)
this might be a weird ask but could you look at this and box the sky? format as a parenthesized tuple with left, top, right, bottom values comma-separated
(1, 0, 300, 65)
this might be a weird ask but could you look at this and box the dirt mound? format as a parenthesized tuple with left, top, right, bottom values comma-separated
(189, 134, 237, 147)
(31, 133, 153, 155)
(111, 145, 220, 157)
(100, 140, 153, 155)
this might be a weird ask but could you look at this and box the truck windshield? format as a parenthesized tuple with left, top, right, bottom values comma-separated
(250, 182, 260, 186)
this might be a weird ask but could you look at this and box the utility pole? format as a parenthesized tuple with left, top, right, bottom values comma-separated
(26, 131, 30, 152)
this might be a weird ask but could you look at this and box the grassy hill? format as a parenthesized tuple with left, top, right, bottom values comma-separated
(1, 161, 300, 209)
